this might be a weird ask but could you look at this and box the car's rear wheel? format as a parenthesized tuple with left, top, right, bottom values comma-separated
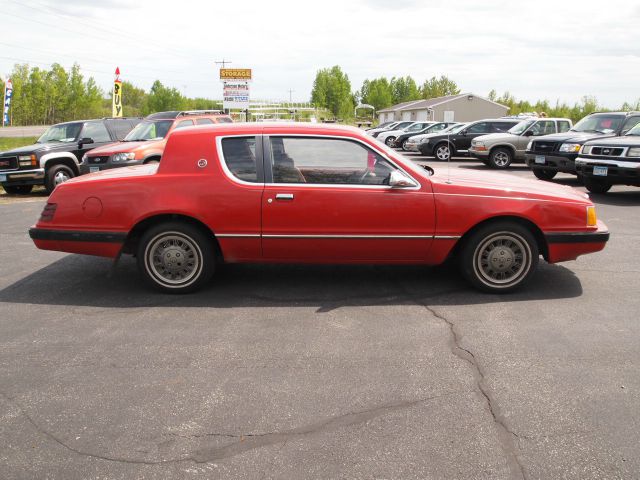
(2, 185, 33, 195)
(137, 222, 215, 293)
(488, 148, 512, 169)
(533, 168, 557, 180)
(459, 221, 539, 293)
(385, 136, 396, 147)
(583, 176, 612, 194)
(434, 143, 451, 161)
(45, 164, 75, 193)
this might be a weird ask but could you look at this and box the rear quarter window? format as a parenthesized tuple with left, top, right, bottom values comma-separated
(215, 117, 233, 124)
(220, 137, 258, 182)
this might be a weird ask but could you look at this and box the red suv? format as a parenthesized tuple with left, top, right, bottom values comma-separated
(79, 110, 232, 174)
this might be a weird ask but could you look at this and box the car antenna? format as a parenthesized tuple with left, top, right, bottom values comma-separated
(446, 125, 452, 184)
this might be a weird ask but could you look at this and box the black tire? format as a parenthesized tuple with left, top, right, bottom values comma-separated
(533, 168, 557, 181)
(385, 136, 396, 147)
(459, 221, 539, 293)
(3, 185, 33, 195)
(488, 148, 513, 169)
(402, 140, 410, 151)
(144, 158, 160, 164)
(136, 222, 215, 293)
(434, 142, 452, 161)
(45, 164, 75, 193)
(583, 176, 612, 194)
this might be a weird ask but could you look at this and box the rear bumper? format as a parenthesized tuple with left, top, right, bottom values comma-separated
(0, 168, 45, 186)
(544, 222, 609, 263)
(29, 227, 126, 258)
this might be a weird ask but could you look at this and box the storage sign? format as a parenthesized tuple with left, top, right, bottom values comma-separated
(220, 68, 252, 80)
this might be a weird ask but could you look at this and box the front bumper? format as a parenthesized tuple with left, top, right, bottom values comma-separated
(404, 143, 421, 152)
(575, 158, 640, 186)
(468, 148, 489, 159)
(418, 143, 435, 156)
(0, 168, 45, 186)
(525, 153, 577, 174)
(544, 220, 609, 263)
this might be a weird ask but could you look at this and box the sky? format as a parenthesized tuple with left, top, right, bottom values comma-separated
(0, 0, 639, 108)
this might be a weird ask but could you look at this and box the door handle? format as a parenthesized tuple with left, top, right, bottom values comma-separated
(275, 193, 294, 200)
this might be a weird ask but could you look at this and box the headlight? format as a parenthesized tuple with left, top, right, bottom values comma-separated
(627, 147, 640, 157)
(18, 154, 37, 167)
(81, 153, 88, 163)
(526, 141, 533, 150)
(581, 145, 593, 155)
(112, 152, 136, 162)
(559, 143, 581, 153)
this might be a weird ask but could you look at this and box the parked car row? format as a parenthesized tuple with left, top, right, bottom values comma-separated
(0, 110, 232, 194)
(377, 110, 640, 194)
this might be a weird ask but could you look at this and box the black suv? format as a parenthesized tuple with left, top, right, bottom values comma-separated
(418, 119, 519, 160)
(575, 122, 640, 193)
(0, 117, 140, 194)
(524, 111, 640, 180)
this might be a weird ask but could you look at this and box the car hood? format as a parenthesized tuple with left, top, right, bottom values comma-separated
(429, 167, 589, 204)
(583, 135, 640, 147)
(533, 131, 616, 144)
(86, 139, 162, 155)
(473, 132, 519, 143)
(0, 141, 75, 156)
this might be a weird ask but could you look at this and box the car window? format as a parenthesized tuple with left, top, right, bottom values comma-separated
(81, 122, 111, 143)
(196, 118, 215, 125)
(622, 117, 640, 134)
(430, 123, 447, 132)
(216, 117, 233, 124)
(558, 120, 571, 133)
(175, 120, 194, 129)
(490, 122, 517, 133)
(530, 120, 556, 136)
(270, 137, 397, 186)
(467, 122, 491, 134)
(107, 120, 137, 140)
(220, 137, 258, 182)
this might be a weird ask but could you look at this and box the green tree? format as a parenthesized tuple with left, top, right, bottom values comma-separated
(121, 80, 147, 117)
(310, 66, 354, 119)
(420, 75, 461, 99)
(145, 80, 186, 114)
(359, 77, 393, 111)
(390, 76, 420, 104)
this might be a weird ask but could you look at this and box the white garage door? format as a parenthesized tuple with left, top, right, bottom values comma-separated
(416, 110, 429, 121)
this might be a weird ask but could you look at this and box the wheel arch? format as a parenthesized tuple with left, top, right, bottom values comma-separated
(142, 154, 162, 164)
(448, 215, 549, 262)
(41, 152, 80, 175)
(122, 213, 223, 261)
(489, 144, 516, 157)
(434, 139, 456, 154)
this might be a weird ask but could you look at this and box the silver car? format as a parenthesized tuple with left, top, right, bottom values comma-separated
(469, 117, 572, 168)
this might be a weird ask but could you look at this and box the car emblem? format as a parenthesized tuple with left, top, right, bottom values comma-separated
(197, 159, 207, 168)
(603, 149, 610, 154)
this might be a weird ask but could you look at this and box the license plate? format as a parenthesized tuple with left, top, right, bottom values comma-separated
(593, 166, 608, 176)
(534, 155, 545, 164)
(0, 174, 5, 182)
(89, 167, 100, 173)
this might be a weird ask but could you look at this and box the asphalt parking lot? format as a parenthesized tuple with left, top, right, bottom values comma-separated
(1, 154, 639, 479)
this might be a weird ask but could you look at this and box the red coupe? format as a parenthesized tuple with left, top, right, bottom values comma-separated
(29, 123, 609, 293)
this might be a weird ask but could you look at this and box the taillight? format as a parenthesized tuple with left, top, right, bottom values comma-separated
(39, 203, 57, 222)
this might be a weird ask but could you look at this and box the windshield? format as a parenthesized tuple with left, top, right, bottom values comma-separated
(509, 119, 536, 135)
(124, 120, 173, 141)
(572, 115, 622, 134)
(37, 123, 82, 143)
(404, 123, 424, 132)
(626, 123, 640, 136)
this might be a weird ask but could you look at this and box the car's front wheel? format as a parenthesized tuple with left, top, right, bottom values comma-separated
(583, 177, 612, 194)
(459, 222, 539, 293)
(488, 148, 513, 169)
(45, 164, 75, 193)
(434, 143, 452, 161)
(137, 222, 215, 293)
(385, 136, 396, 147)
(2, 185, 33, 195)
(533, 168, 557, 180)
(402, 140, 410, 150)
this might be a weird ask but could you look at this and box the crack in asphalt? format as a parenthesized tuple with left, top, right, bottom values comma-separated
(414, 301, 528, 480)
(0, 389, 460, 466)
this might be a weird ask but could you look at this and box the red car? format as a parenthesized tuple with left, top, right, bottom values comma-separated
(29, 123, 609, 294)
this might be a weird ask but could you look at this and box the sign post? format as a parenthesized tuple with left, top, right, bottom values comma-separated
(220, 68, 251, 112)
(3, 78, 13, 127)
(112, 67, 123, 118)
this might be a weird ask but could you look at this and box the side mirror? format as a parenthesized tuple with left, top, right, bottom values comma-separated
(523, 130, 534, 137)
(389, 170, 418, 188)
(79, 137, 94, 146)
(460, 130, 467, 136)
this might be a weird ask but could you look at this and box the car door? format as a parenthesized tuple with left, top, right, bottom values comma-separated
(73, 122, 114, 161)
(455, 122, 491, 152)
(261, 134, 436, 262)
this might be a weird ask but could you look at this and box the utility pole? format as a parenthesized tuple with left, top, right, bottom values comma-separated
(215, 59, 232, 69)
(287, 88, 294, 104)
